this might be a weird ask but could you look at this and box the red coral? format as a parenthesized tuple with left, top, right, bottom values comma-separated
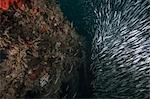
(0, 0, 25, 11)
(0, 0, 10, 11)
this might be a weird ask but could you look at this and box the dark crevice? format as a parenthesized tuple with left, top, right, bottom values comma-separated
(0, 50, 7, 63)
(58, 0, 93, 98)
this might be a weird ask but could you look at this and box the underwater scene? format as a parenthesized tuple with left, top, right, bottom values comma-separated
(0, 0, 150, 99)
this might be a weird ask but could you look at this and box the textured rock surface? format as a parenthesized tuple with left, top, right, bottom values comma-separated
(0, 0, 86, 98)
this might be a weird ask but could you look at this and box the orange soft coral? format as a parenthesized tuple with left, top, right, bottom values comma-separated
(0, 0, 25, 11)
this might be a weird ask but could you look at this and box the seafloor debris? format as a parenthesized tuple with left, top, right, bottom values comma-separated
(0, 0, 86, 98)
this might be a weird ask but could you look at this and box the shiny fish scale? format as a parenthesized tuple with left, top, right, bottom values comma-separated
(83, 0, 150, 98)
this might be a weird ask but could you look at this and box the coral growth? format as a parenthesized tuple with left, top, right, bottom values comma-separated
(0, 0, 85, 98)
(0, 0, 25, 11)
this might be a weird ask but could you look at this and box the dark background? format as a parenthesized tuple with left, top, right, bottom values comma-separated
(58, 0, 93, 97)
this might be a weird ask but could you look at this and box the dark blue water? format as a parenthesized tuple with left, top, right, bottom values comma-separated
(58, 0, 93, 98)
